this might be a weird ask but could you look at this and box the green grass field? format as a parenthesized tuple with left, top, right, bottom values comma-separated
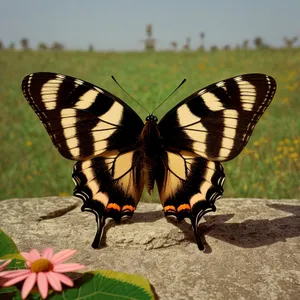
(0, 49, 299, 201)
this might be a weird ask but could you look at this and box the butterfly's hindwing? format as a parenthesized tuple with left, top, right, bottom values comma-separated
(159, 74, 276, 161)
(22, 72, 144, 160)
(72, 150, 144, 248)
(155, 150, 225, 250)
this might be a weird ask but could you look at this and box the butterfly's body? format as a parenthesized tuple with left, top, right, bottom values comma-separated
(22, 72, 276, 250)
(141, 115, 162, 159)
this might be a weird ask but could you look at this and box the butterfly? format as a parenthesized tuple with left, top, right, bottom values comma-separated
(21, 72, 276, 250)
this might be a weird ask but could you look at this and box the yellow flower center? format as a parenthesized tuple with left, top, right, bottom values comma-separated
(30, 259, 53, 273)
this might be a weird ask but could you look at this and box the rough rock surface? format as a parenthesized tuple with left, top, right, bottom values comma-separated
(0, 197, 299, 299)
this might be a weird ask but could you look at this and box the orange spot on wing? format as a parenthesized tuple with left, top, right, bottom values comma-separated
(122, 205, 135, 212)
(164, 205, 176, 212)
(107, 203, 121, 211)
(177, 204, 191, 212)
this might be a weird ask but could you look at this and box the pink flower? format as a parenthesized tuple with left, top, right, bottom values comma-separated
(0, 248, 85, 299)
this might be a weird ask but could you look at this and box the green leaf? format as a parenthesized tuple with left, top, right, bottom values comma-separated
(0, 286, 19, 295)
(0, 229, 26, 299)
(0, 229, 19, 258)
(93, 270, 153, 297)
(49, 271, 154, 300)
(1, 254, 25, 261)
(0, 229, 25, 271)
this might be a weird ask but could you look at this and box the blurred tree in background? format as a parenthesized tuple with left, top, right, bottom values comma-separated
(183, 37, 191, 50)
(38, 42, 48, 50)
(170, 41, 177, 51)
(51, 42, 64, 50)
(283, 36, 298, 48)
(20, 38, 29, 50)
(144, 24, 156, 51)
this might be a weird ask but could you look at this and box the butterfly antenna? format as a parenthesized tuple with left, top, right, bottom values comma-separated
(152, 78, 186, 114)
(111, 76, 150, 114)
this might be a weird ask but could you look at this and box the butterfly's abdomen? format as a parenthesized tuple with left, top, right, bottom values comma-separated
(140, 120, 163, 195)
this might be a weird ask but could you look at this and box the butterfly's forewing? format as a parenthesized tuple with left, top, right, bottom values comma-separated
(159, 74, 277, 161)
(157, 74, 276, 249)
(22, 72, 145, 248)
(22, 72, 144, 160)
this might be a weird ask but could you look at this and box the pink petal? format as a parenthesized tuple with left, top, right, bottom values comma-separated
(51, 249, 77, 264)
(53, 263, 85, 273)
(21, 273, 37, 300)
(1, 273, 30, 287)
(26, 261, 31, 268)
(46, 271, 62, 291)
(53, 272, 74, 287)
(42, 248, 53, 260)
(0, 260, 12, 271)
(29, 249, 41, 261)
(0, 269, 31, 278)
(20, 252, 32, 262)
(37, 272, 49, 299)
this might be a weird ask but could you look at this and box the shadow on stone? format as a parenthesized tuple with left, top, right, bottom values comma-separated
(92, 210, 165, 248)
(129, 210, 165, 223)
(206, 204, 300, 248)
(160, 214, 235, 252)
(37, 203, 80, 221)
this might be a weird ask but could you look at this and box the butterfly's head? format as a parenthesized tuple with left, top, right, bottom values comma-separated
(145, 114, 158, 123)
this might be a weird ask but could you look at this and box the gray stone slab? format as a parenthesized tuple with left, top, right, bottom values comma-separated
(0, 197, 299, 299)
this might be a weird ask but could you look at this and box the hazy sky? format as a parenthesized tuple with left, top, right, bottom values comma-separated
(1, 0, 299, 51)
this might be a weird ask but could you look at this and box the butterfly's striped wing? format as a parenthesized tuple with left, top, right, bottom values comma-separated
(155, 150, 225, 250)
(22, 72, 144, 160)
(159, 74, 277, 161)
(157, 74, 276, 249)
(22, 72, 145, 248)
(73, 150, 144, 248)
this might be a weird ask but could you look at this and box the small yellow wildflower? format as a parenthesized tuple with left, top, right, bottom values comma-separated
(288, 70, 297, 79)
(59, 192, 69, 197)
(198, 62, 206, 71)
(26, 140, 32, 147)
(26, 175, 32, 180)
(289, 152, 298, 159)
(286, 83, 298, 91)
(283, 147, 288, 155)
